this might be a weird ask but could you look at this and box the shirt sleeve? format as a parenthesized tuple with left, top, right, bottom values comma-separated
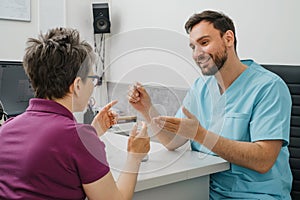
(73, 124, 110, 184)
(250, 78, 292, 146)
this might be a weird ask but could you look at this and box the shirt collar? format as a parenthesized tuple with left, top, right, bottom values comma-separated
(26, 98, 75, 120)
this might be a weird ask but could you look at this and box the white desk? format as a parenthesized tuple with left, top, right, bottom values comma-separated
(101, 132, 229, 200)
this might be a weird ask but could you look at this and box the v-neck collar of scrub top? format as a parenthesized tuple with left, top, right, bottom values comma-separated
(208, 62, 251, 101)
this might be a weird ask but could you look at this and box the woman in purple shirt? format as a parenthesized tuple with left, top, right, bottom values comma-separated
(0, 27, 150, 200)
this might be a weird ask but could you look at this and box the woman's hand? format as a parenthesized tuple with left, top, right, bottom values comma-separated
(91, 100, 118, 136)
(127, 122, 150, 161)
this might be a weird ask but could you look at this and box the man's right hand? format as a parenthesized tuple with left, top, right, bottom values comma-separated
(127, 82, 152, 116)
(128, 83, 188, 151)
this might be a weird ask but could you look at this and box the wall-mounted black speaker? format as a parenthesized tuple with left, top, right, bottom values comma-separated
(92, 3, 111, 34)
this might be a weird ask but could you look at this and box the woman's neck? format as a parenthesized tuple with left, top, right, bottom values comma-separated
(53, 95, 73, 112)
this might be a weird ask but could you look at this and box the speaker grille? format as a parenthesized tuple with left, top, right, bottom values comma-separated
(92, 3, 110, 34)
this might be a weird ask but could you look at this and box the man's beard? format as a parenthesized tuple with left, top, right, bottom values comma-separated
(198, 48, 228, 76)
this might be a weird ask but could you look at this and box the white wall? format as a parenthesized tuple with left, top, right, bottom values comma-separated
(0, 0, 95, 61)
(0, 0, 299, 89)
(0, 0, 38, 61)
(107, 0, 300, 89)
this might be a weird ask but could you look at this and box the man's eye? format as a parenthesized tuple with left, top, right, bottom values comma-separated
(201, 41, 209, 46)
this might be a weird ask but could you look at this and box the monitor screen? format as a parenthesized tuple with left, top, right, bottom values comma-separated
(0, 61, 34, 117)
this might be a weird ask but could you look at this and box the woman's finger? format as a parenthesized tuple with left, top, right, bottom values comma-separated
(136, 121, 148, 138)
(130, 123, 138, 137)
(102, 100, 118, 112)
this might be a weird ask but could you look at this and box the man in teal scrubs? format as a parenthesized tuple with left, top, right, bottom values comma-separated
(128, 10, 292, 199)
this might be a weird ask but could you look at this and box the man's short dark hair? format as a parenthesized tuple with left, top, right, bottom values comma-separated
(185, 10, 237, 51)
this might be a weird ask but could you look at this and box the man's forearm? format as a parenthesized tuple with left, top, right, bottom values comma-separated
(195, 129, 282, 173)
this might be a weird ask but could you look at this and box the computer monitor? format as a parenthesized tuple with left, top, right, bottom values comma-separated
(0, 61, 34, 117)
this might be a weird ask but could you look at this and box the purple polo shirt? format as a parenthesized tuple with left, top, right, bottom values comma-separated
(0, 98, 110, 200)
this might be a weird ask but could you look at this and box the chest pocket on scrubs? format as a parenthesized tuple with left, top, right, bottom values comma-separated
(222, 113, 250, 141)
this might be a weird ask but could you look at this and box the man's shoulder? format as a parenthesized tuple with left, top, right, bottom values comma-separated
(242, 59, 285, 85)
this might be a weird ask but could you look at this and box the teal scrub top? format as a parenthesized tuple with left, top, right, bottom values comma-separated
(176, 60, 292, 199)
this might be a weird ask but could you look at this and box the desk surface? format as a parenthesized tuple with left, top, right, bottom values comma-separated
(101, 132, 229, 192)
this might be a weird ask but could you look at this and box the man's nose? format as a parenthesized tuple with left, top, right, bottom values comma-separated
(193, 46, 205, 57)
(193, 48, 205, 59)
(195, 51, 211, 64)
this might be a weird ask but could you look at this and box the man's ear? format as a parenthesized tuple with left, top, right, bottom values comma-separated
(71, 77, 82, 96)
(224, 30, 235, 48)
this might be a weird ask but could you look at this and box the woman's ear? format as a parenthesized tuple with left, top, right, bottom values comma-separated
(71, 77, 82, 96)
